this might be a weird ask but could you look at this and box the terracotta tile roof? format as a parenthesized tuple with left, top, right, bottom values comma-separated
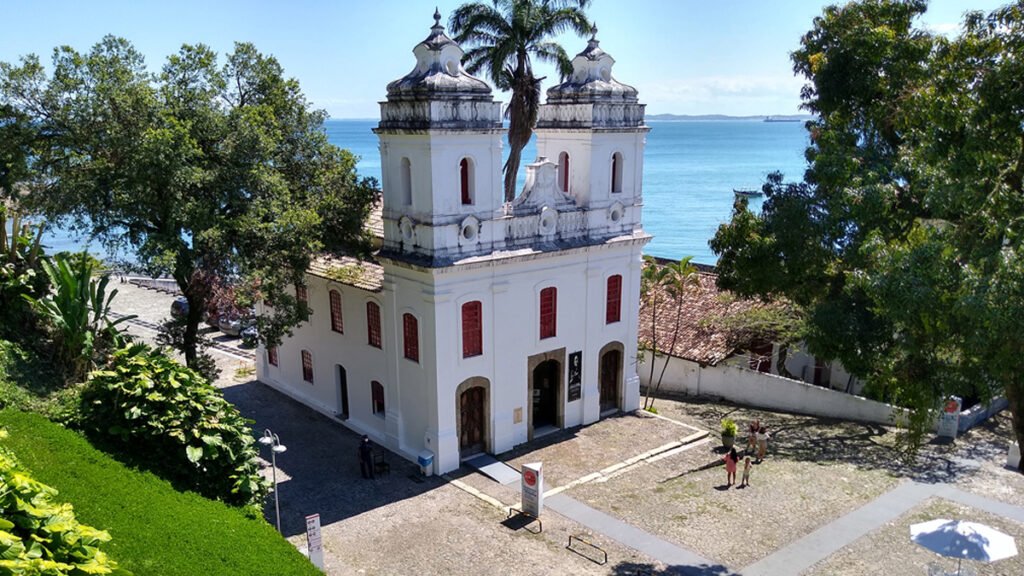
(308, 253, 383, 292)
(306, 201, 385, 292)
(638, 268, 781, 366)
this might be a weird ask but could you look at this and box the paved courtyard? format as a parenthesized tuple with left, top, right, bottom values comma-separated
(108, 281, 1024, 575)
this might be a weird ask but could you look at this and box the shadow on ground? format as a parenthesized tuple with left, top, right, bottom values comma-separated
(661, 395, 1007, 484)
(609, 560, 738, 575)
(223, 380, 446, 538)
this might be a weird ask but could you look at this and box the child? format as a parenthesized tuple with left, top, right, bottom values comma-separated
(723, 447, 739, 486)
(756, 425, 770, 462)
(740, 456, 752, 487)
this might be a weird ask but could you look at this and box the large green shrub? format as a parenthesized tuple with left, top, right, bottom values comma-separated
(81, 345, 268, 510)
(23, 254, 135, 381)
(0, 430, 129, 576)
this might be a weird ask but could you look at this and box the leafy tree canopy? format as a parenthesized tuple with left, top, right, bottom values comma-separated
(0, 37, 379, 366)
(710, 0, 1024, 464)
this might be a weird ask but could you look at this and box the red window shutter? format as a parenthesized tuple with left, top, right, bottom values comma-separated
(268, 347, 278, 367)
(460, 158, 471, 205)
(606, 275, 622, 324)
(301, 350, 313, 383)
(462, 301, 482, 358)
(329, 290, 344, 333)
(403, 313, 419, 362)
(366, 302, 382, 348)
(540, 287, 557, 339)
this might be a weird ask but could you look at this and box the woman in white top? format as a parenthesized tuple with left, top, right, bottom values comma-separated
(755, 426, 769, 462)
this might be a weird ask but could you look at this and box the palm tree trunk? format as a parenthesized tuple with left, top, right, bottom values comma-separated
(650, 294, 683, 410)
(503, 146, 523, 203)
(645, 300, 658, 409)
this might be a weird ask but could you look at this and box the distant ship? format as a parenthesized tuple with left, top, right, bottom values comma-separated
(764, 116, 802, 123)
(734, 188, 763, 197)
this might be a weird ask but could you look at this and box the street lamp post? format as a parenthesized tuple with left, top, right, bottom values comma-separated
(259, 429, 287, 533)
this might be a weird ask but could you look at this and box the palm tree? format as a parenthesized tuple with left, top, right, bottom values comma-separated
(449, 0, 592, 203)
(640, 255, 700, 410)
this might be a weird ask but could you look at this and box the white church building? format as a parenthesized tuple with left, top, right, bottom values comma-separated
(257, 13, 650, 474)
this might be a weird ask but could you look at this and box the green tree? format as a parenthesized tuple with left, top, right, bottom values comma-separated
(450, 0, 592, 202)
(711, 0, 1024, 468)
(0, 37, 379, 367)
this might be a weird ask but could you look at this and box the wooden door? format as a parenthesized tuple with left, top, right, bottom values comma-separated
(460, 387, 485, 456)
(600, 350, 621, 412)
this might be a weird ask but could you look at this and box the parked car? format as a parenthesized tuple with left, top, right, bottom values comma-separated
(240, 324, 259, 348)
(218, 311, 255, 337)
(170, 296, 189, 319)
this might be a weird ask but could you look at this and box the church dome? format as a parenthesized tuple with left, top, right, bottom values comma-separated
(385, 9, 493, 102)
(545, 29, 639, 104)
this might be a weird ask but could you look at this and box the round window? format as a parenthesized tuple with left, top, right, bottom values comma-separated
(462, 222, 477, 241)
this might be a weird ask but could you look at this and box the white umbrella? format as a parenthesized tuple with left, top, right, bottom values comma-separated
(911, 518, 1018, 575)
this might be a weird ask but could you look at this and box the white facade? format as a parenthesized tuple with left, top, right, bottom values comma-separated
(257, 14, 650, 474)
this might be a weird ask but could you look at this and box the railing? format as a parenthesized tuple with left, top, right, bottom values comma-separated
(505, 507, 542, 534)
(566, 534, 607, 565)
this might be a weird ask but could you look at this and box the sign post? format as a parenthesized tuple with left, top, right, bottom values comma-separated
(521, 462, 544, 517)
(305, 513, 324, 571)
(937, 397, 961, 439)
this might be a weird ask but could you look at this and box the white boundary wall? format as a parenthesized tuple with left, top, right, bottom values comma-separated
(640, 351, 904, 426)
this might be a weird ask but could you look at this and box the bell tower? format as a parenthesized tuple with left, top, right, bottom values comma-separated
(534, 29, 648, 237)
(374, 10, 506, 265)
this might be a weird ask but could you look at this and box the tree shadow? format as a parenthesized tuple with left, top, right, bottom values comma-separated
(609, 560, 739, 575)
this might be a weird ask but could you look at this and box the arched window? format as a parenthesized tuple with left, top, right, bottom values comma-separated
(460, 157, 474, 205)
(403, 313, 419, 362)
(371, 381, 385, 416)
(366, 301, 382, 348)
(301, 350, 314, 383)
(401, 157, 412, 206)
(329, 290, 344, 333)
(606, 275, 622, 324)
(611, 152, 623, 193)
(540, 287, 557, 339)
(462, 301, 483, 358)
(558, 151, 570, 193)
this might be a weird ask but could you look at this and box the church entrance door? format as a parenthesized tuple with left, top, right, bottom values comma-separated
(459, 386, 486, 457)
(599, 349, 621, 413)
(532, 359, 560, 429)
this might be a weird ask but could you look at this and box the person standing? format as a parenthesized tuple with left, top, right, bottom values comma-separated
(756, 426, 770, 462)
(358, 435, 375, 479)
(746, 419, 760, 454)
(740, 456, 752, 487)
(723, 447, 739, 486)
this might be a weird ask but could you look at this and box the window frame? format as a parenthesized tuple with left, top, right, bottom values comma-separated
(606, 274, 622, 324)
(267, 347, 278, 367)
(460, 157, 474, 205)
(329, 289, 344, 334)
(403, 313, 419, 362)
(540, 287, 557, 339)
(371, 380, 385, 417)
(366, 301, 382, 348)
(301, 349, 314, 383)
(462, 301, 483, 358)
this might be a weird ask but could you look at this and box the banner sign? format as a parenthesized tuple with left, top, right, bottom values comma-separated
(567, 351, 582, 402)
(521, 462, 544, 516)
(305, 513, 324, 570)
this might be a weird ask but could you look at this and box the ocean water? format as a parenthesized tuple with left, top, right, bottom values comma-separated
(327, 119, 809, 264)
(28, 119, 809, 265)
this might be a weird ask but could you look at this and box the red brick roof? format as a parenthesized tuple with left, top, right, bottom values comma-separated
(638, 268, 780, 366)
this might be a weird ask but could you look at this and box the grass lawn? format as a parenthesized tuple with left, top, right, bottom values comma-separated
(0, 409, 319, 576)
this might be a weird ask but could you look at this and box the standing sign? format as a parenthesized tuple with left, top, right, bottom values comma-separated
(521, 462, 544, 516)
(937, 397, 961, 439)
(305, 513, 324, 570)
(567, 351, 582, 402)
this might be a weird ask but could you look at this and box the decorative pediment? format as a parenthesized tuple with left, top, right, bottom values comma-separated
(512, 157, 577, 213)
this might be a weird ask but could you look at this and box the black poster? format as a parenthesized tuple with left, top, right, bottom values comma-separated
(567, 351, 582, 402)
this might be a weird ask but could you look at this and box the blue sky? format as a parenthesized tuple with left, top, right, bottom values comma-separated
(0, 0, 1002, 118)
